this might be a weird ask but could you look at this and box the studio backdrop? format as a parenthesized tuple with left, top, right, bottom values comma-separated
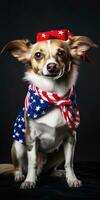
(0, 0, 100, 163)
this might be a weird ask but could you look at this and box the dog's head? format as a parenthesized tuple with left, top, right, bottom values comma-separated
(2, 34, 98, 80)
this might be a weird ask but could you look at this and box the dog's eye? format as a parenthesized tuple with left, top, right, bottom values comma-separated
(57, 50, 65, 57)
(34, 52, 43, 60)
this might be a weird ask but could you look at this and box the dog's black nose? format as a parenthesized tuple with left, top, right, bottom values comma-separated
(47, 63, 59, 73)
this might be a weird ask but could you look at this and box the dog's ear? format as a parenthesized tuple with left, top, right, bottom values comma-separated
(67, 36, 98, 57)
(1, 39, 32, 62)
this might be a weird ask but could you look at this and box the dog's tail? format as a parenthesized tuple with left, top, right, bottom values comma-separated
(0, 164, 14, 175)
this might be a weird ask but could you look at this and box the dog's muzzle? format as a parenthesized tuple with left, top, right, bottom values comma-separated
(42, 62, 64, 79)
(46, 63, 60, 76)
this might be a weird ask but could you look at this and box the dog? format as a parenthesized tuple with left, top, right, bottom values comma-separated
(0, 29, 98, 189)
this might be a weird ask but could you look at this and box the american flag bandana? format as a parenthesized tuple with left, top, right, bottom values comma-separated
(13, 84, 80, 144)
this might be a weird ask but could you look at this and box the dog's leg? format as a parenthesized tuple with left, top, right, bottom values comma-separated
(36, 152, 47, 176)
(11, 141, 26, 182)
(45, 148, 65, 177)
(20, 140, 37, 189)
(64, 131, 82, 187)
(43, 147, 64, 173)
(20, 114, 37, 189)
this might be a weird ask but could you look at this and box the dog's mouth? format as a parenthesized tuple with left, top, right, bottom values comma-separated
(42, 70, 65, 80)
(42, 64, 66, 80)
(45, 73, 59, 77)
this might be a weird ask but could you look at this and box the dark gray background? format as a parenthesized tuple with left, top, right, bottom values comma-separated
(0, 0, 100, 163)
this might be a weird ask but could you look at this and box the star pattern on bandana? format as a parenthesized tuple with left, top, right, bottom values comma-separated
(12, 108, 26, 144)
(13, 88, 53, 144)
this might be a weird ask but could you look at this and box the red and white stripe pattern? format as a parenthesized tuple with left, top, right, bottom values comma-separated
(25, 84, 80, 129)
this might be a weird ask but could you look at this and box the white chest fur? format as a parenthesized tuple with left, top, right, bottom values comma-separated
(29, 108, 69, 153)
(35, 107, 66, 127)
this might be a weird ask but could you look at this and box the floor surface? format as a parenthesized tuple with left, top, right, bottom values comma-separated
(0, 162, 100, 200)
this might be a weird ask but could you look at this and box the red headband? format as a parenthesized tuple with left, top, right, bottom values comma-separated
(36, 29, 73, 42)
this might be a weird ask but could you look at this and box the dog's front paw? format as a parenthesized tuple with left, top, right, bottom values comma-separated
(14, 171, 25, 182)
(66, 176, 82, 188)
(20, 181, 36, 189)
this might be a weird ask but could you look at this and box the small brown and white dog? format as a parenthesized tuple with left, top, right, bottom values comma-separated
(0, 29, 98, 189)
